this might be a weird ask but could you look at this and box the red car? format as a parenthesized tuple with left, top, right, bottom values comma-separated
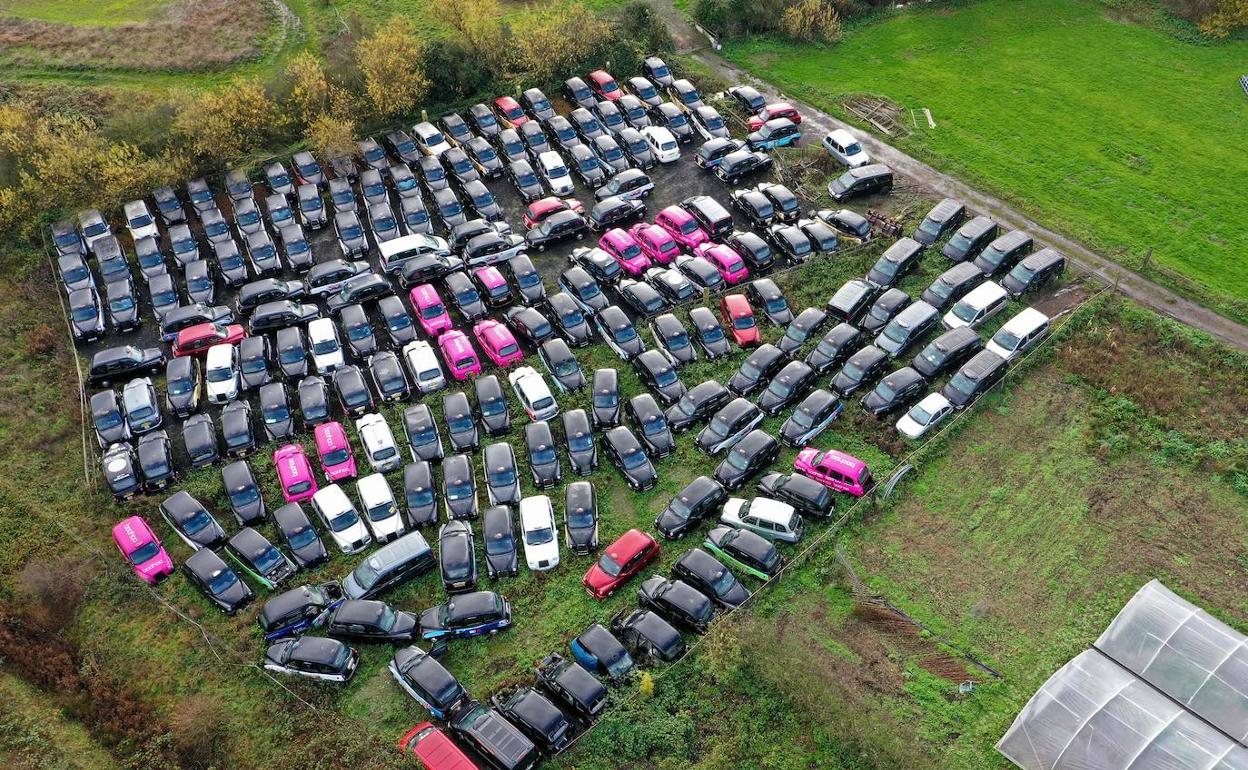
(172, 322, 245, 357)
(492, 96, 528, 128)
(747, 102, 803, 131)
(588, 69, 622, 101)
(720, 294, 759, 347)
(583, 528, 659, 599)
(522, 196, 585, 229)
(398, 722, 478, 769)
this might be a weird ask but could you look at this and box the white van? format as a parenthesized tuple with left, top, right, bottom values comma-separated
(509, 366, 559, 422)
(943, 280, 1008, 330)
(205, 343, 240, 404)
(356, 413, 401, 473)
(537, 151, 574, 196)
(308, 317, 345, 373)
(986, 307, 1051, 362)
(378, 233, 450, 273)
(356, 472, 406, 543)
(820, 129, 870, 168)
(311, 484, 373, 554)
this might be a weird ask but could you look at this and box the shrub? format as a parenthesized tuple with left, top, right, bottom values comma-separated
(780, 0, 844, 42)
(172, 78, 282, 164)
(639, 670, 656, 698)
(357, 17, 432, 121)
(170, 694, 230, 769)
(306, 113, 359, 160)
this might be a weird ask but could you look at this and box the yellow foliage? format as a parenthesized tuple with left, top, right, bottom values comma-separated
(1198, 0, 1248, 38)
(509, 4, 613, 83)
(285, 51, 330, 126)
(638, 671, 656, 699)
(356, 17, 431, 120)
(432, 0, 509, 74)
(173, 78, 280, 163)
(305, 114, 358, 160)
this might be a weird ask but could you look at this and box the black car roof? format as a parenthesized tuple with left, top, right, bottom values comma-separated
(260, 584, 327, 627)
(185, 547, 230, 578)
(893, 301, 938, 328)
(1020, 247, 1065, 269)
(630, 610, 681, 648)
(881, 237, 923, 262)
(734, 429, 774, 454)
(879, 366, 925, 391)
(445, 591, 502, 621)
(289, 636, 346, 665)
(565, 480, 595, 510)
(483, 505, 514, 537)
(849, 345, 888, 368)
(987, 229, 1032, 252)
(956, 215, 997, 238)
(926, 198, 965, 222)
(721, 526, 775, 561)
(677, 475, 723, 504)
(961, 350, 1006, 380)
(745, 344, 784, 368)
(937, 261, 984, 286)
(578, 623, 627, 659)
(688, 380, 727, 402)
(929, 325, 981, 353)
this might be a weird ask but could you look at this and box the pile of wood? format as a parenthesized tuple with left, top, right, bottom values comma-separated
(842, 95, 912, 137)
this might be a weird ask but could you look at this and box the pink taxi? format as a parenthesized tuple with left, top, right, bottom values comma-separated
(629, 222, 681, 265)
(598, 228, 650, 276)
(274, 443, 319, 502)
(439, 330, 482, 380)
(794, 447, 872, 497)
(473, 320, 524, 368)
(409, 283, 453, 337)
(112, 516, 174, 584)
(473, 265, 513, 308)
(314, 421, 357, 481)
(655, 206, 709, 250)
(695, 242, 750, 285)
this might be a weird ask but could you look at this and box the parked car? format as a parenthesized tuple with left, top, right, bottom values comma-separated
(482, 505, 520, 579)
(704, 525, 782, 580)
(757, 471, 834, 518)
(828, 163, 894, 201)
(895, 392, 954, 440)
(603, 425, 657, 491)
(610, 608, 684, 663)
(821, 128, 870, 167)
(1001, 248, 1066, 296)
(941, 350, 1007, 409)
(583, 528, 660, 599)
(184, 548, 254, 615)
(655, 475, 727, 539)
(692, 304, 734, 358)
(666, 379, 731, 435)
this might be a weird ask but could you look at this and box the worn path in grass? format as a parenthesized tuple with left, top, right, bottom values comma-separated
(653, 0, 1248, 352)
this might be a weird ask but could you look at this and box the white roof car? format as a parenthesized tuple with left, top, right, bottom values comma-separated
(519, 495, 560, 571)
(311, 483, 373, 555)
(402, 339, 446, 394)
(356, 472, 406, 543)
(379, 233, 450, 273)
(720, 497, 803, 543)
(895, 392, 953, 440)
(820, 129, 870, 168)
(308, 317, 345, 374)
(204, 343, 240, 404)
(537, 151, 574, 197)
(986, 307, 1050, 362)
(124, 199, 160, 242)
(356, 413, 401, 473)
(508, 366, 559, 422)
(942, 280, 1008, 330)
(640, 126, 680, 163)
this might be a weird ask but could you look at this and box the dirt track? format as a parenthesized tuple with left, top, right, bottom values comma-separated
(652, 0, 1248, 353)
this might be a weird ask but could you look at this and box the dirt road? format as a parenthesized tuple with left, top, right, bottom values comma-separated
(652, 1, 1248, 353)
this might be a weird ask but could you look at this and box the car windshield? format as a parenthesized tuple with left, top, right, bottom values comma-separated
(219, 253, 244, 270)
(643, 416, 668, 435)
(909, 404, 934, 425)
(951, 300, 980, 323)
(207, 569, 238, 594)
(181, 509, 214, 535)
(621, 448, 647, 469)
(569, 432, 593, 451)
(187, 274, 211, 291)
(596, 552, 622, 577)
(368, 501, 398, 522)
(568, 508, 595, 528)
(288, 525, 318, 549)
(206, 366, 234, 383)
(947, 233, 973, 252)
(526, 525, 554, 545)
(1011, 263, 1037, 282)
(789, 408, 814, 428)
(946, 371, 977, 397)
(554, 359, 579, 377)
(518, 170, 538, 186)
(324, 447, 349, 465)
(96, 410, 122, 430)
(873, 381, 898, 401)
(312, 338, 338, 355)
(841, 361, 865, 381)
(454, 355, 476, 370)
(252, 545, 285, 573)
(726, 450, 752, 470)
(992, 328, 1022, 351)
(768, 379, 794, 398)
(594, 392, 618, 408)
(654, 367, 677, 386)
(489, 467, 515, 486)
(486, 533, 513, 555)
(341, 224, 363, 240)
(329, 507, 359, 532)
(407, 487, 434, 506)
(421, 304, 445, 320)
(129, 541, 161, 565)
(72, 304, 97, 323)
(532, 444, 556, 464)
(353, 559, 380, 589)
(447, 482, 473, 501)
(449, 413, 473, 432)
(471, 192, 493, 208)
(279, 345, 304, 363)
(347, 324, 371, 342)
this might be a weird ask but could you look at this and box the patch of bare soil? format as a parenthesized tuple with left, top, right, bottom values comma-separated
(0, 0, 271, 72)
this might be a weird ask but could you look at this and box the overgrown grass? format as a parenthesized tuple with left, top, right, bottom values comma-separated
(0, 0, 170, 26)
(722, 0, 1248, 323)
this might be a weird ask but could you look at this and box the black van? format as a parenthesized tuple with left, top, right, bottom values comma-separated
(1003, 248, 1067, 296)
(867, 237, 924, 287)
(913, 198, 966, 245)
(941, 215, 999, 263)
(341, 530, 436, 600)
(921, 262, 984, 311)
(451, 701, 540, 770)
(911, 326, 983, 378)
(973, 229, 1034, 276)
(681, 195, 735, 240)
(942, 350, 1007, 409)
(828, 163, 893, 201)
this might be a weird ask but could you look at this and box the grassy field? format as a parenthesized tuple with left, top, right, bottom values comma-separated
(722, 0, 1248, 324)
(0, 0, 169, 26)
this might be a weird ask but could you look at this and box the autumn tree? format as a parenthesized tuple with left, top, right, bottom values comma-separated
(356, 17, 431, 120)
(509, 3, 613, 83)
(1199, 0, 1248, 37)
(431, 0, 510, 75)
(173, 78, 281, 163)
(285, 51, 330, 127)
(305, 113, 358, 160)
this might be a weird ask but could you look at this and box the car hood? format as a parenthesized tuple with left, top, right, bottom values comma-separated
(794, 447, 819, 469)
(420, 606, 445, 633)
(136, 551, 174, 581)
(756, 388, 787, 414)
(390, 610, 419, 639)
(719, 580, 750, 608)
(293, 538, 328, 567)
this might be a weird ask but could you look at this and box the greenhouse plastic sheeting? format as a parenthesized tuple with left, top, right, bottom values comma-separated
(997, 649, 1248, 770)
(1096, 581, 1248, 744)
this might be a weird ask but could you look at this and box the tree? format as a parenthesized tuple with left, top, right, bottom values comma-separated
(285, 51, 330, 127)
(356, 17, 431, 120)
(1199, 0, 1248, 37)
(780, 0, 843, 43)
(431, 0, 510, 75)
(305, 113, 357, 160)
(509, 4, 612, 83)
(173, 78, 281, 164)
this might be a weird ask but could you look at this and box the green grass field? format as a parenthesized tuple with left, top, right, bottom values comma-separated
(0, 0, 169, 26)
(722, 0, 1248, 323)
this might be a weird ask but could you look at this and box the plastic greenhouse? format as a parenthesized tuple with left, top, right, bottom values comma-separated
(998, 580, 1248, 770)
